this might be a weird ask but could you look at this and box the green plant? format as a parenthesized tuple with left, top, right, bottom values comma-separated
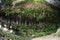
(0, 29, 24, 40)
(2, 7, 11, 16)
(4, 0, 13, 4)
(0, 0, 59, 37)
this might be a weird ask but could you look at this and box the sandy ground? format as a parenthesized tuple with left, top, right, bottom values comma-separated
(32, 33, 60, 40)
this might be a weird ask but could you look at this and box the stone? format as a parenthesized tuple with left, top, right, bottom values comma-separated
(2, 27, 9, 32)
(4, 24, 7, 27)
(55, 28, 60, 36)
(46, 0, 60, 8)
(0, 25, 2, 28)
(56, 28, 60, 33)
(10, 26, 12, 28)
(9, 30, 13, 33)
(0, 0, 2, 3)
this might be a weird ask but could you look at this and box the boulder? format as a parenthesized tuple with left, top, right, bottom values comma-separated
(46, 0, 60, 8)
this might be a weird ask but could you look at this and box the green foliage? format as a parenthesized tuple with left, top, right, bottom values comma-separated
(4, 0, 13, 4)
(14, 23, 58, 37)
(19, 6, 57, 21)
(16, 0, 45, 5)
(3, 0, 58, 21)
(0, 29, 24, 40)
(0, 0, 59, 37)
(2, 7, 11, 16)
(16, 1, 26, 5)
(34, 32, 47, 36)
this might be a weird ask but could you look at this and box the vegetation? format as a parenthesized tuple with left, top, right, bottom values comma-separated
(0, 0, 60, 40)
(0, 29, 23, 40)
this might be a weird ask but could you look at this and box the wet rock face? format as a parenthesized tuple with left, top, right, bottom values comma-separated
(0, 0, 4, 4)
(0, 0, 4, 6)
(46, 0, 60, 8)
(0, 0, 2, 5)
(0, 0, 2, 3)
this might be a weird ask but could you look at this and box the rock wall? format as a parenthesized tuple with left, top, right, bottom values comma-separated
(46, 0, 60, 8)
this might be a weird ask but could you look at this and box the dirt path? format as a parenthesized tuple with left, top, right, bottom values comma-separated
(32, 33, 60, 40)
